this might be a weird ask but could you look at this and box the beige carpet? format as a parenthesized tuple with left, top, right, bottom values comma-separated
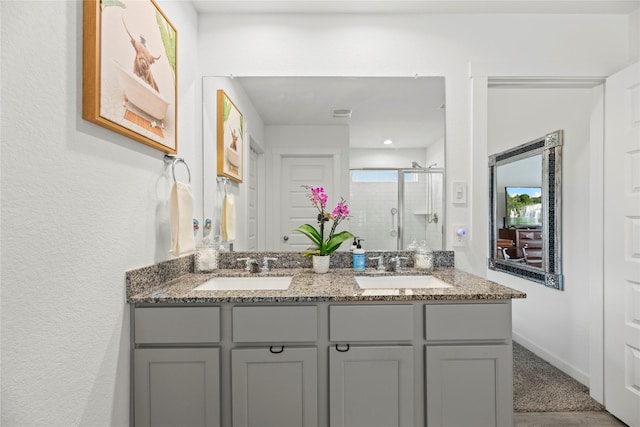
(513, 342, 605, 412)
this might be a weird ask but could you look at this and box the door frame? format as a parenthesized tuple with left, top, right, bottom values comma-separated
(246, 135, 266, 250)
(268, 147, 344, 250)
(470, 63, 608, 401)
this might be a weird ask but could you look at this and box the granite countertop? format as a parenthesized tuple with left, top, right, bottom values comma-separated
(127, 267, 526, 304)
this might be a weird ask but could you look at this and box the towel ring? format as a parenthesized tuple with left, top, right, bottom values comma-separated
(164, 155, 191, 185)
(216, 176, 230, 195)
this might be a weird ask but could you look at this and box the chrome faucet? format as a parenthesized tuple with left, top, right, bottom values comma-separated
(261, 257, 278, 273)
(387, 255, 409, 272)
(369, 256, 386, 271)
(237, 257, 259, 273)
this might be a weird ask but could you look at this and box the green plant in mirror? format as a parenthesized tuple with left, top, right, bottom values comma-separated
(293, 186, 354, 256)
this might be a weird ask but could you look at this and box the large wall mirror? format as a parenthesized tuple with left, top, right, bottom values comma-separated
(488, 130, 563, 290)
(202, 76, 446, 252)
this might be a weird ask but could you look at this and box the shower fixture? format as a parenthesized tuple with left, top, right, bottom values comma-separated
(412, 162, 438, 170)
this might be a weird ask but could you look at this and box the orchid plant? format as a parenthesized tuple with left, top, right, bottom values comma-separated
(294, 186, 354, 256)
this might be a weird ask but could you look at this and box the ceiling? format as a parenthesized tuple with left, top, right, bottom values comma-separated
(235, 76, 446, 149)
(192, 0, 640, 15)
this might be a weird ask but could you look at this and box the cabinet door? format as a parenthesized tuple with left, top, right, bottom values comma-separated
(134, 348, 220, 427)
(232, 347, 318, 427)
(329, 346, 414, 427)
(426, 345, 512, 427)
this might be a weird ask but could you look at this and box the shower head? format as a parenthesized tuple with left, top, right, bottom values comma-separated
(411, 161, 423, 169)
(427, 163, 437, 169)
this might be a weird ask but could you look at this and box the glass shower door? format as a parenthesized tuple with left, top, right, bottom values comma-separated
(349, 169, 444, 251)
(400, 170, 443, 251)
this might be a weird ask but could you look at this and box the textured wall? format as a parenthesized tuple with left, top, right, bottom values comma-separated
(0, 1, 200, 425)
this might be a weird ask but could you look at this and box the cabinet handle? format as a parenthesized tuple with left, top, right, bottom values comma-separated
(269, 346, 284, 354)
(335, 344, 350, 352)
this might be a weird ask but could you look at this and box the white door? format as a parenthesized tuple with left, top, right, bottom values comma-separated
(604, 61, 640, 426)
(279, 155, 335, 251)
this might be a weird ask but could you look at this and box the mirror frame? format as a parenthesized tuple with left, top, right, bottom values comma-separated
(488, 130, 563, 290)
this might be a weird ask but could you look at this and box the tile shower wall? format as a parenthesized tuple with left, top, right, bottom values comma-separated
(349, 171, 444, 251)
(349, 180, 398, 250)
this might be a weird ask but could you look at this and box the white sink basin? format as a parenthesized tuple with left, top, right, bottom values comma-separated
(194, 276, 293, 291)
(355, 275, 453, 289)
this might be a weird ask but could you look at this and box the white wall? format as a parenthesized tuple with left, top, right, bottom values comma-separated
(487, 87, 595, 384)
(349, 148, 428, 169)
(1, 1, 200, 425)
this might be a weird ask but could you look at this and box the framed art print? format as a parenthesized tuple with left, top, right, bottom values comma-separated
(83, 0, 177, 153)
(217, 90, 244, 183)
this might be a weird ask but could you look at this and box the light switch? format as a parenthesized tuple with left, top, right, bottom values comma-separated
(452, 181, 467, 204)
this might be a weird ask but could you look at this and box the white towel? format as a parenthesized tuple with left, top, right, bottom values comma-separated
(170, 182, 196, 256)
(222, 193, 236, 241)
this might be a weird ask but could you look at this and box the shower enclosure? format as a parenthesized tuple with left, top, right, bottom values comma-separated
(349, 167, 444, 251)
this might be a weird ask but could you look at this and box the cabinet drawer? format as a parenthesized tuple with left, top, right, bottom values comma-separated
(522, 240, 542, 249)
(519, 230, 542, 241)
(135, 307, 220, 344)
(330, 305, 414, 342)
(233, 306, 317, 342)
(425, 303, 510, 341)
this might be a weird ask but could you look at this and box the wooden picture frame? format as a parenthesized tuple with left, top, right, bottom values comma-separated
(82, 0, 178, 154)
(217, 90, 244, 183)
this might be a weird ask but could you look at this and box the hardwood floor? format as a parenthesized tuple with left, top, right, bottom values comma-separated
(515, 411, 628, 426)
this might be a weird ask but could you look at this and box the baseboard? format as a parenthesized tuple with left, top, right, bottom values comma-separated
(513, 332, 590, 386)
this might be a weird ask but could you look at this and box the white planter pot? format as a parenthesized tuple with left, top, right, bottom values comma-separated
(312, 255, 330, 274)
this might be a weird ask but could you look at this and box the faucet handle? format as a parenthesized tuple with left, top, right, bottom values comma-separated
(262, 257, 277, 273)
(237, 257, 258, 271)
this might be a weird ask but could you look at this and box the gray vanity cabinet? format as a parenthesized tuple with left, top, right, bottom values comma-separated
(134, 348, 220, 427)
(231, 306, 319, 427)
(132, 306, 222, 427)
(424, 302, 513, 427)
(328, 305, 415, 427)
(329, 345, 414, 427)
(231, 347, 318, 427)
(132, 299, 515, 427)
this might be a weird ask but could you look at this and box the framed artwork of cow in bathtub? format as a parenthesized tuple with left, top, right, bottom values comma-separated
(216, 90, 244, 183)
(82, 0, 178, 154)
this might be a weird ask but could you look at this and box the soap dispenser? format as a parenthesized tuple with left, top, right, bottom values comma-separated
(350, 237, 359, 252)
(353, 239, 366, 271)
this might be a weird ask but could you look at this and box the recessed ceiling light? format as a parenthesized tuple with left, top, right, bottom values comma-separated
(383, 139, 393, 145)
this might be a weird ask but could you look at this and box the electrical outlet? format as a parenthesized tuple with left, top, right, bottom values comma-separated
(453, 225, 468, 247)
